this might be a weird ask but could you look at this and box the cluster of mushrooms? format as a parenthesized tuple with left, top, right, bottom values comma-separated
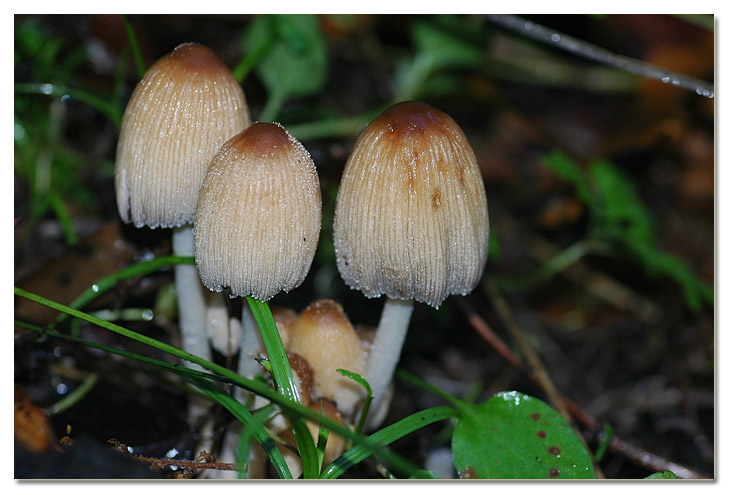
(115, 42, 489, 477)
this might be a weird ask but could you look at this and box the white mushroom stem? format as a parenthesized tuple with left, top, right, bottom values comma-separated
(172, 224, 211, 370)
(365, 297, 414, 425)
(236, 304, 264, 402)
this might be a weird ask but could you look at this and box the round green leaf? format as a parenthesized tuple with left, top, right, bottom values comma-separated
(452, 391, 596, 479)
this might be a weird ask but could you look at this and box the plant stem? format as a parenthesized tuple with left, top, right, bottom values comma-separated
(486, 14, 714, 98)
(365, 297, 414, 429)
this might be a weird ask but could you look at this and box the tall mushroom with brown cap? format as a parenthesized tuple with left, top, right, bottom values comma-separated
(333, 100, 489, 423)
(115, 42, 250, 368)
(194, 121, 322, 379)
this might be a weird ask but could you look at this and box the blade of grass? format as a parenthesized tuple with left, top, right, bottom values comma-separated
(320, 406, 458, 479)
(15, 82, 123, 129)
(245, 296, 318, 478)
(121, 14, 146, 79)
(337, 368, 373, 435)
(187, 375, 293, 479)
(51, 255, 195, 328)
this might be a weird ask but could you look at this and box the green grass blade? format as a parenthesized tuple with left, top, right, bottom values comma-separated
(320, 406, 458, 479)
(187, 376, 293, 479)
(121, 14, 146, 79)
(14, 82, 123, 128)
(51, 255, 194, 328)
(245, 296, 319, 478)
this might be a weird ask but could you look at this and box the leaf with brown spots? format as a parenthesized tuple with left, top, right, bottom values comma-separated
(451, 391, 595, 479)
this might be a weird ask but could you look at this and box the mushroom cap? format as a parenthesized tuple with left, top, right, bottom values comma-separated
(115, 42, 250, 229)
(286, 299, 366, 416)
(194, 122, 322, 301)
(333, 101, 489, 308)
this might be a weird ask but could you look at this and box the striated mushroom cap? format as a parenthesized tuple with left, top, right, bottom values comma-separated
(333, 101, 489, 308)
(286, 299, 366, 416)
(115, 42, 250, 229)
(194, 122, 321, 301)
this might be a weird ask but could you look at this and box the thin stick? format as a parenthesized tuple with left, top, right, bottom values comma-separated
(109, 439, 237, 473)
(484, 280, 573, 424)
(486, 14, 714, 99)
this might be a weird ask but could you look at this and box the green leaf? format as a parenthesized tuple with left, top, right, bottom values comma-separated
(541, 150, 594, 206)
(411, 19, 483, 71)
(589, 159, 655, 247)
(631, 248, 714, 310)
(452, 391, 596, 479)
(645, 470, 678, 479)
(245, 14, 328, 122)
(394, 17, 484, 101)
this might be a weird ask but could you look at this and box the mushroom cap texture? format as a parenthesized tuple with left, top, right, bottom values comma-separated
(286, 299, 366, 416)
(115, 42, 250, 229)
(194, 122, 322, 301)
(333, 101, 489, 308)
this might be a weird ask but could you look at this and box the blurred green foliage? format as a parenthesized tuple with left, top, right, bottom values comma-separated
(14, 17, 123, 246)
(242, 14, 328, 123)
(542, 150, 713, 311)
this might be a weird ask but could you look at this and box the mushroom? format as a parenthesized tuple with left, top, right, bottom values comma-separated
(194, 121, 322, 380)
(333, 101, 489, 424)
(115, 42, 250, 369)
(286, 299, 366, 418)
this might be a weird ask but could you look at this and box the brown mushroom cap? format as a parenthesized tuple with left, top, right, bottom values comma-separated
(194, 122, 322, 301)
(115, 42, 250, 229)
(333, 101, 489, 308)
(286, 299, 366, 416)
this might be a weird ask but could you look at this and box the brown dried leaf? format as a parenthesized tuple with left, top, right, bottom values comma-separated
(14, 383, 56, 454)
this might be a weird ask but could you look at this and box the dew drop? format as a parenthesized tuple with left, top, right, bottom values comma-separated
(661, 76, 671, 83)
(550, 33, 561, 42)
(91, 284, 100, 293)
(40, 83, 54, 95)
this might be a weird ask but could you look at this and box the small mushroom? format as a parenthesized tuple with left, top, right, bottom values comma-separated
(333, 101, 489, 424)
(286, 299, 366, 417)
(115, 42, 250, 369)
